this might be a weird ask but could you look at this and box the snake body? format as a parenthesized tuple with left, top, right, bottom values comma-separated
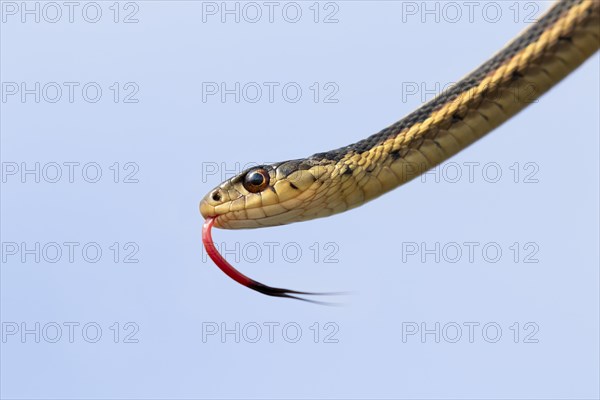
(200, 0, 600, 229)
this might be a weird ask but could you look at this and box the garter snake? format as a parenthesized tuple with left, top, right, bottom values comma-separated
(200, 0, 600, 301)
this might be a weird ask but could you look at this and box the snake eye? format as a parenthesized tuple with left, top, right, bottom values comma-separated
(243, 168, 270, 193)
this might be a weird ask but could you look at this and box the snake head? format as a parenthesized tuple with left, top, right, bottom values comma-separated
(200, 159, 338, 229)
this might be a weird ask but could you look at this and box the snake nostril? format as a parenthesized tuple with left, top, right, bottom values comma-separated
(211, 190, 222, 202)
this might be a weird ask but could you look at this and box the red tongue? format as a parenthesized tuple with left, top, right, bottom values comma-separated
(202, 217, 252, 287)
(202, 217, 340, 304)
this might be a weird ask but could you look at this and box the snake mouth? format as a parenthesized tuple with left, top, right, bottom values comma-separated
(200, 193, 269, 229)
(199, 200, 258, 229)
(199, 198, 216, 219)
(200, 196, 309, 229)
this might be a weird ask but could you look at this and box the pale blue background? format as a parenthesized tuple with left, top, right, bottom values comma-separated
(1, 1, 598, 399)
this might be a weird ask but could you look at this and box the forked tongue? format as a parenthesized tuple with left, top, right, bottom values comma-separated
(202, 217, 345, 305)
